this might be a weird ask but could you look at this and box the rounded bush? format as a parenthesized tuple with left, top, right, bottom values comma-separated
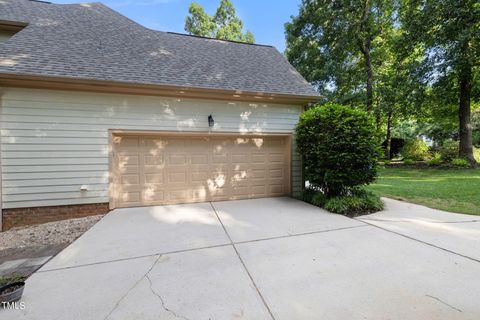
(401, 139, 429, 161)
(296, 104, 379, 197)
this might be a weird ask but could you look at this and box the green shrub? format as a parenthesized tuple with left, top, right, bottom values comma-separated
(311, 192, 327, 207)
(296, 104, 379, 197)
(401, 139, 429, 161)
(451, 158, 469, 168)
(474, 147, 480, 163)
(426, 152, 442, 166)
(302, 188, 317, 203)
(323, 189, 384, 216)
(403, 159, 416, 165)
(473, 131, 480, 148)
(0, 273, 27, 287)
(439, 140, 459, 162)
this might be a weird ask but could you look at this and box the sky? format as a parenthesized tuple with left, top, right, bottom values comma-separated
(48, 0, 302, 52)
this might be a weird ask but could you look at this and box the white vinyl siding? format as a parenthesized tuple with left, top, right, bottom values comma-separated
(0, 88, 304, 209)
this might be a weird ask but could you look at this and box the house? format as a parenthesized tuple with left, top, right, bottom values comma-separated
(0, 0, 319, 231)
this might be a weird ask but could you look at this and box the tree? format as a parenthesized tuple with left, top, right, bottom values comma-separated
(185, 0, 255, 43)
(285, 0, 395, 112)
(401, 0, 479, 166)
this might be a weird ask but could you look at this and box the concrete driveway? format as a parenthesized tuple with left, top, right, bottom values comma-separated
(5, 197, 480, 319)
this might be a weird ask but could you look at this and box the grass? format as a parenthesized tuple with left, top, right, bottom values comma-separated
(366, 167, 480, 215)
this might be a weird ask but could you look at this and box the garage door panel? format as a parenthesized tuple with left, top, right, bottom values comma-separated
(212, 154, 228, 163)
(167, 171, 187, 184)
(120, 174, 140, 185)
(191, 154, 209, 165)
(269, 184, 285, 194)
(269, 168, 285, 179)
(191, 171, 209, 182)
(168, 154, 187, 165)
(113, 134, 290, 207)
(144, 155, 164, 166)
(251, 153, 266, 163)
(144, 173, 164, 184)
(168, 189, 189, 201)
(269, 153, 285, 163)
(119, 191, 141, 204)
(251, 168, 266, 179)
(231, 154, 249, 163)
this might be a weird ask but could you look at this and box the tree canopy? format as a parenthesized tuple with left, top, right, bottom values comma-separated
(185, 0, 254, 43)
(286, 0, 479, 165)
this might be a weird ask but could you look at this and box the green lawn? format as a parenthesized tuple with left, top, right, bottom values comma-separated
(366, 168, 480, 215)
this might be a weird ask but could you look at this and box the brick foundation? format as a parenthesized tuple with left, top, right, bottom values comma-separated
(2, 203, 110, 231)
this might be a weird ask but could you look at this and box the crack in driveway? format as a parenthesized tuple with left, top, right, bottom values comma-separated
(103, 255, 162, 320)
(146, 274, 191, 320)
(103, 254, 190, 320)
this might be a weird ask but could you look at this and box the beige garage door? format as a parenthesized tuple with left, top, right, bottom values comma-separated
(112, 134, 291, 208)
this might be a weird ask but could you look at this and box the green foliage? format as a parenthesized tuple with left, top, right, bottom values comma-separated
(185, 0, 254, 43)
(323, 189, 384, 216)
(302, 188, 317, 203)
(439, 140, 459, 162)
(401, 139, 429, 161)
(304, 188, 383, 216)
(285, 0, 395, 106)
(427, 152, 442, 166)
(296, 104, 379, 196)
(473, 109, 480, 147)
(285, 0, 479, 166)
(0, 273, 26, 287)
(451, 158, 470, 168)
(311, 192, 327, 207)
(475, 147, 480, 162)
(401, 0, 479, 164)
(403, 159, 416, 165)
(473, 131, 480, 148)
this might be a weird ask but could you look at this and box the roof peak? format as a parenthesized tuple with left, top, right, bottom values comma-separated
(165, 32, 274, 48)
(28, 0, 51, 4)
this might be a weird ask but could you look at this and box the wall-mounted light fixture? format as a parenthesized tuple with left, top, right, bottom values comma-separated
(208, 115, 214, 127)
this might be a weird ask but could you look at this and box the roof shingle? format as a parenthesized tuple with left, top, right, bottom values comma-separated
(0, 0, 318, 97)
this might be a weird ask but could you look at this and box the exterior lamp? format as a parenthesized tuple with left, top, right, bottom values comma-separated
(208, 115, 214, 127)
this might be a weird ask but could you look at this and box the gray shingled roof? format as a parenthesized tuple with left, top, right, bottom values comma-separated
(0, 0, 318, 97)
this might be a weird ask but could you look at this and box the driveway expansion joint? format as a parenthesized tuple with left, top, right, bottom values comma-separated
(233, 224, 369, 245)
(360, 217, 480, 224)
(357, 219, 480, 264)
(209, 202, 277, 320)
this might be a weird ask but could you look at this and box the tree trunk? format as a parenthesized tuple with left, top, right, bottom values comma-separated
(458, 65, 476, 166)
(364, 41, 374, 112)
(358, 0, 373, 112)
(385, 111, 393, 159)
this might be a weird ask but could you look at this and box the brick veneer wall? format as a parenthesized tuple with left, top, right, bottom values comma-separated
(2, 203, 110, 231)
